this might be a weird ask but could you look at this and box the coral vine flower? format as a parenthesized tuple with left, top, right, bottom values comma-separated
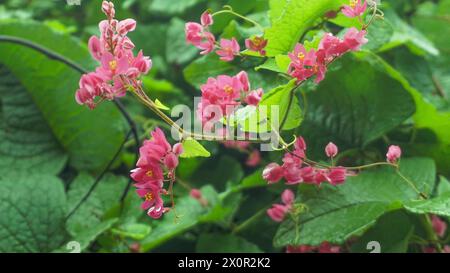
(130, 128, 183, 219)
(263, 137, 351, 186)
(245, 36, 268, 56)
(75, 1, 152, 109)
(287, 242, 341, 253)
(267, 189, 295, 222)
(325, 142, 338, 158)
(431, 215, 447, 238)
(201, 11, 213, 26)
(386, 145, 402, 163)
(197, 71, 264, 128)
(216, 38, 240, 62)
(342, 0, 367, 18)
(185, 12, 216, 56)
(288, 27, 367, 84)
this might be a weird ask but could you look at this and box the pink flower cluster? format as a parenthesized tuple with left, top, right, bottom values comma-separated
(342, 0, 367, 18)
(286, 242, 341, 253)
(75, 1, 151, 109)
(130, 128, 183, 219)
(267, 189, 295, 222)
(288, 27, 368, 84)
(197, 71, 263, 128)
(263, 137, 350, 186)
(185, 11, 268, 61)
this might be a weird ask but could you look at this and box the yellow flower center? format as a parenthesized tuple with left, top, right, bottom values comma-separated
(297, 52, 305, 61)
(350, 0, 358, 8)
(144, 192, 154, 201)
(224, 85, 233, 95)
(109, 60, 117, 71)
(146, 170, 153, 177)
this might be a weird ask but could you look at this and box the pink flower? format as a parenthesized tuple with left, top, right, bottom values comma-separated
(386, 145, 402, 163)
(288, 44, 316, 67)
(281, 189, 295, 205)
(342, 28, 368, 51)
(317, 242, 341, 253)
(185, 22, 204, 46)
(75, 1, 152, 109)
(432, 215, 447, 238)
(88, 36, 102, 61)
(267, 190, 295, 222)
(136, 184, 163, 210)
(197, 71, 263, 128)
(267, 204, 289, 222)
(263, 163, 284, 184)
(200, 11, 213, 26)
(326, 167, 347, 185)
(198, 32, 216, 55)
(117, 19, 136, 36)
(245, 36, 268, 56)
(131, 128, 182, 219)
(246, 150, 261, 167)
(245, 89, 263, 106)
(236, 71, 250, 92)
(132, 50, 152, 74)
(325, 142, 338, 158)
(190, 189, 202, 199)
(216, 38, 240, 62)
(286, 245, 316, 253)
(342, 0, 367, 18)
(101, 1, 115, 18)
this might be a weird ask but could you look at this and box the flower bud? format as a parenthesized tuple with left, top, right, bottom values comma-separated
(386, 145, 401, 163)
(325, 142, 338, 158)
(118, 19, 137, 36)
(173, 143, 184, 156)
(281, 189, 295, 205)
(263, 163, 284, 184)
(200, 11, 213, 27)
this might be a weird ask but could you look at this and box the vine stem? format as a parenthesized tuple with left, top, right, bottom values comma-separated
(0, 35, 140, 212)
(66, 129, 133, 220)
(232, 206, 269, 234)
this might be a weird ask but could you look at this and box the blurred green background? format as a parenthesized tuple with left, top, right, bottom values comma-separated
(0, 0, 449, 253)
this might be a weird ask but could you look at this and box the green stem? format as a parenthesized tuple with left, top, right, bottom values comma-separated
(232, 207, 268, 234)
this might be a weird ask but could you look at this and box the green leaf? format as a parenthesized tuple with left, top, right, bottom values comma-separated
(301, 53, 416, 156)
(363, 51, 450, 176)
(379, 10, 439, 56)
(196, 234, 263, 253)
(404, 192, 450, 217)
(111, 223, 152, 240)
(140, 185, 219, 251)
(241, 79, 302, 132)
(264, 0, 346, 56)
(183, 54, 236, 87)
(0, 20, 126, 171)
(180, 138, 211, 158)
(437, 176, 450, 196)
(0, 172, 67, 252)
(149, 0, 206, 16)
(154, 99, 170, 111)
(66, 173, 127, 236)
(274, 158, 436, 247)
(166, 18, 198, 65)
(351, 211, 414, 253)
(0, 65, 67, 174)
(54, 218, 118, 253)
